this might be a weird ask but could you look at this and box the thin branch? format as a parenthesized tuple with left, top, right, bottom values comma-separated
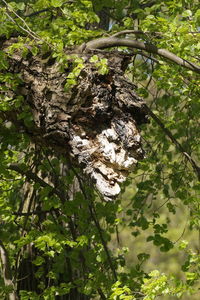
(24, 8, 51, 18)
(143, 104, 200, 181)
(3, 10, 39, 40)
(2, 0, 40, 41)
(71, 167, 118, 281)
(173, 213, 189, 244)
(7, 163, 80, 242)
(7, 163, 67, 200)
(135, 51, 159, 63)
(81, 37, 200, 74)
(8, 163, 53, 187)
(97, 288, 107, 300)
(13, 210, 52, 216)
(0, 240, 18, 300)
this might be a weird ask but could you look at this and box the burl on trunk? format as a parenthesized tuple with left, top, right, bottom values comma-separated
(1, 39, 148, 200)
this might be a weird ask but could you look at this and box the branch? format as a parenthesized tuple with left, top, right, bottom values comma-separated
(1, 0, 40, 41)
(71, 166, 118, 280)
(8, 163, 52, 188)
(24, 8, 51, 17)
(0, 241, 18, 300)
(13, 210, 55, 216)
(7, 164, 79, 240)
(7, 163, 65, 200)
(82, 37, 200, 74)
(143, 104, 200, 181)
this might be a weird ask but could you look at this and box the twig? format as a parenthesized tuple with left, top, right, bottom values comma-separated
(2, 0, 40, 41)
(3, 10, 39, 40)
(7, 163, 66, 200)
(173, 214, 189, 244)
(136, 51, 159, 63)
(8, 163, 53, 187)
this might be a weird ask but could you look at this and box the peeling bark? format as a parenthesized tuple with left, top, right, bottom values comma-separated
(1, 39, 148, 200)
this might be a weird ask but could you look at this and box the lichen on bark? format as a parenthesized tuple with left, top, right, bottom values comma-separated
(1, 40, 148, 200)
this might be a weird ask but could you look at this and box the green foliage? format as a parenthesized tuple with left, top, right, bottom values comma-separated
(64, 55, 85, 90)
(0, 0, 200, 299)
(109, 281, 135, 300)
(90, 55, 109, 75)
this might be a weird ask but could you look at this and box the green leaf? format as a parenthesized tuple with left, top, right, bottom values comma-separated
(90, 55, 99, 63)
(51, 0, 63, 7)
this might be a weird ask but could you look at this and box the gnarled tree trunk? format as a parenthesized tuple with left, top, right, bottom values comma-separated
(1, 38, 148, 200)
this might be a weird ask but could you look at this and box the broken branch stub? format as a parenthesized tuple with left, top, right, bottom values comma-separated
(1, 41, 148, 200)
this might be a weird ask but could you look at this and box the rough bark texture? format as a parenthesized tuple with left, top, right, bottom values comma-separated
(1, 38, 148, 200)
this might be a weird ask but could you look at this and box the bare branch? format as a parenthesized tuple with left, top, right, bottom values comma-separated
(1, 0, 40, 41)
(82, 37, 200, 74)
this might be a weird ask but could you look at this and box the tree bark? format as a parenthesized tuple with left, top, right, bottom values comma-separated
(1, 38, 148, 200)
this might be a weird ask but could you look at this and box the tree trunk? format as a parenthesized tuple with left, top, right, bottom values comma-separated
(0, 37, 148, 299)
(13, 145, 90, 299)
(1, 38, 148, 201)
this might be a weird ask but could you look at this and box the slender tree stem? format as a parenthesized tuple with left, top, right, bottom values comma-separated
(0, 241, 18, 300)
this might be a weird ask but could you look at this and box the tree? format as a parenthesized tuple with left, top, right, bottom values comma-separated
(0, 0, 200, 299)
